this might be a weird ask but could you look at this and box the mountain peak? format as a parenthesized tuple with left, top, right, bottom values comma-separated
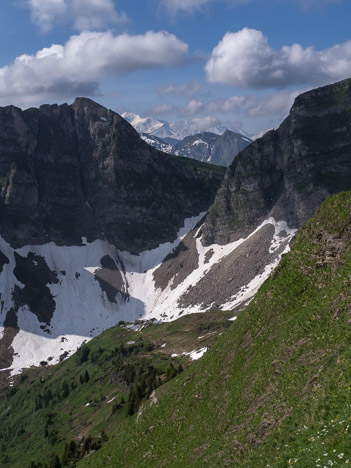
(202, 77, 351, 246)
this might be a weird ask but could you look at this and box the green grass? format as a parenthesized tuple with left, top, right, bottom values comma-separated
(78, 191, 351, 468)
(0, 311, 232, 467)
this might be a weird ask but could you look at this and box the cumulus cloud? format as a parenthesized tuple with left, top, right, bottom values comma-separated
(26, 0, 128, 32)
(0, 30, 188, 108)
(158, 80, 204, 97)
(205, 27, 351, 88)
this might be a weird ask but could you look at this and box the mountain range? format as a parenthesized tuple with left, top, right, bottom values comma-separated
(0, 78, 351, 466)
(121, 112, 247, 140)
(123, 112, 252, 167)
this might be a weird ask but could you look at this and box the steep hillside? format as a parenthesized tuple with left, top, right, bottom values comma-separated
(203, 78, 351, 245)
(0, 310, 233, 467)
(80, 190, 351, 467)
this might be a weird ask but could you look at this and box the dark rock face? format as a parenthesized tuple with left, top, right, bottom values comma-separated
(0, 98, 224, 253)
(13, 252, 59, 325)
(172, 130, 251, 167)
(94, 255, 127, 303)
(0, 251, 9, 274)
(203, 78, 351, 245)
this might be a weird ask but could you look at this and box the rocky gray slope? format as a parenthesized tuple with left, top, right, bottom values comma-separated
(0, 98, 224, 253)
(172, 132, 219, 162)
(139, 132, 175, 153)
(202, 78, 351, 245)
(174, 129, 253, 167)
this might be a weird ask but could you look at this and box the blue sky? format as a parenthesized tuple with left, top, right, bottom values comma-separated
(1, 0, 351, 134)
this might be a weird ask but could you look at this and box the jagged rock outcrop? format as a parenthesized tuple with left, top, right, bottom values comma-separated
(202, 78, 351, 245)
(0, 98, 224, 253)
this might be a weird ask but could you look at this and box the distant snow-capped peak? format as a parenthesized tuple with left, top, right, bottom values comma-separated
(122, 111, 249, 140)
(122, 112, 174, 138)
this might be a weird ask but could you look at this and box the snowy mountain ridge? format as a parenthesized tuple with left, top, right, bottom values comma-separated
(122, 111, 248, 140)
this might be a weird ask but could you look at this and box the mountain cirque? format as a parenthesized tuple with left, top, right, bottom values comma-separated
(1, 79, 351, 379)
(0, 99, 224, 378)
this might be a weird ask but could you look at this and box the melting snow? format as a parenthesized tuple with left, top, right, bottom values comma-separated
(0, 213, 296, 375)
(118, 216, 296, 321)
(184, 347, 208, 360)
(192, 139, 208, 146)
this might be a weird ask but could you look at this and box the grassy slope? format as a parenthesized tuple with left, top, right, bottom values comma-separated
(0, 311, 233, 467)
(80, 191, 351, 468)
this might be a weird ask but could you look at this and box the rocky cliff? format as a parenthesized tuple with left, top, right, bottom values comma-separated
(202, 78, 351, 244)
(0, 98, 224, 253)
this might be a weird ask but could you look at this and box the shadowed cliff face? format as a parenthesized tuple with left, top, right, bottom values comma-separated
(202, 78, 351, 245)
(0, 98, 224, 253)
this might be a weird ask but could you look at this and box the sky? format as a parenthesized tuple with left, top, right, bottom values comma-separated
(1, 0, 351, 135)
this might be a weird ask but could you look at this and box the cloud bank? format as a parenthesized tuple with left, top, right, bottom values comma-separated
(158, 80, 204, 97)
(149, 90, 299, 118)
(205, 27, 351, 88)
(159, 0, 340, 16)
(26, 0, 128, 32)
(0, 30, 188, 107)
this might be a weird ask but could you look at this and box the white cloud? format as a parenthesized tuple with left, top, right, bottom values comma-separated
(205, 27, 351, 88)
(0, 30, 188, 108)
(148, 90, 299, 120)
(158, 80, 204, 97)
(247, 90, 301, 116)
(26, 0, 128, 32)
(159, 0, 212, 15)
(159, 0, 339, 16)
(159, 0, 250, 15)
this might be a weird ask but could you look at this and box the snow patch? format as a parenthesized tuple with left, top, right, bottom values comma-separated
(0, 213, 296, 375)
(184, 347, 208, 360)
(192, 139, 208, 146)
